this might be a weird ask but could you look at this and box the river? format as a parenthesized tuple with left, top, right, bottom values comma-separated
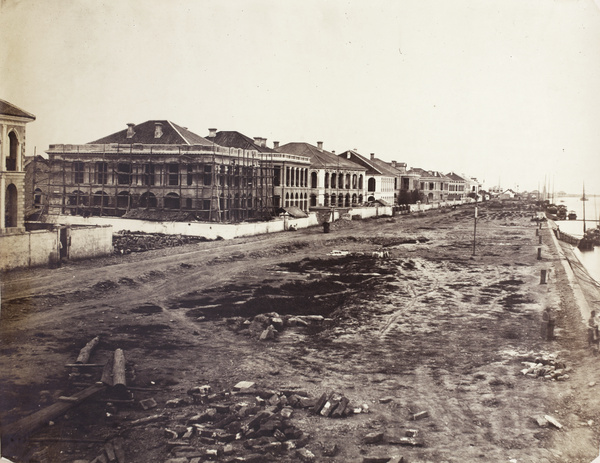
(552, 194, 600, 283)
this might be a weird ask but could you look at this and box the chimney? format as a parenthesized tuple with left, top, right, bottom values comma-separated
(154, 122, 163, 139)
(208, 128, 217, 137)
(273, 141, 280, 149)
(126, 123, 135, 138)
(331, 150, 335, 154)
(317, 141, 323, 151)
(254, 137, 262, 146)
(370, 153, 375, 160)
(260, 138, 267, 148)
(391, 160, 397, 168)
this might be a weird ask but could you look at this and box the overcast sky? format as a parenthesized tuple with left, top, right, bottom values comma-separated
(2, 0, 599, 194)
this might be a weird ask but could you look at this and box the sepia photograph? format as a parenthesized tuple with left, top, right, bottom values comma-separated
(1, 1, 600, 462)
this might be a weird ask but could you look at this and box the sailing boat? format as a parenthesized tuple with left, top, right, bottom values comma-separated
(578, 183, 596, 250)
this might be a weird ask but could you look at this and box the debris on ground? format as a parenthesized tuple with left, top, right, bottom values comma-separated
(520, 354, 570, 380)
(113, 232, 206, 255)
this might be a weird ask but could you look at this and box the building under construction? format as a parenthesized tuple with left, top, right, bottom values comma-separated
(36, 121, 275, 222)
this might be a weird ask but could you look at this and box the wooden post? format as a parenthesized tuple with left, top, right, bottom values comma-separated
(112, 349, 127, 398)
(537, 248, 542, 260)
(538, 235, 542, 245)
(76, 336, 100, 364)
(535, 228, 539, 236)
(540, 269, 547, 284)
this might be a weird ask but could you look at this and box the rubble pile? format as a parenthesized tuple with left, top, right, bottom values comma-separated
(155, 384, 357, 462)
(113, 232, 205, 255)
(520, 354, 569, 380)
(225, 312, 332, 340)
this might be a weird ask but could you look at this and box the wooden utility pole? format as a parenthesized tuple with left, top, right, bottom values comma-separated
(472, 199, 478, 256)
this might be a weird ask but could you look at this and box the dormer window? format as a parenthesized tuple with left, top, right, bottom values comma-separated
(154, 122, 163, 139)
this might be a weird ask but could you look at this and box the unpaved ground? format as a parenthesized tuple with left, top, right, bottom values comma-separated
(2, 205, 600, 463)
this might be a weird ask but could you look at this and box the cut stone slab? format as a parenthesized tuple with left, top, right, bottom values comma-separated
(379, 396, 394, 404)
(412, 410, 429, 420)
(234, 381, 255, 391)
(140, 398, 157, 410)
(296, 448, 316, 462)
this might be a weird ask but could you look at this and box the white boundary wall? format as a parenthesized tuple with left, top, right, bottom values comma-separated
(45, 213, 320, 240)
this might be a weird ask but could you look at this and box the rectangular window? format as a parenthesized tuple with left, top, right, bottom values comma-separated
(143, 163, 155, 186)
(203, 165, 212, 186)
(273, 166, 281, 187)
(168, 163, 179, 186)
(117, 163, 132, 185)
(73, 161, 84, 184)
(187, 166, 193, 186)
(96, 162, 108, 184)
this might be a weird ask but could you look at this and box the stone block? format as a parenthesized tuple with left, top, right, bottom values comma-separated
(313, 393, 328, 414)
(412, 410, 429, 420)
(322, 442, 338, 456)
(296, 448, 316, 462)
(140, 398, 157, 410)
(332, 397, 350, 418)
(364, 431, 384, 444)
(280, 406, 294, 419)
(379, 396, 394, 404)
(299, 397, 317, 408)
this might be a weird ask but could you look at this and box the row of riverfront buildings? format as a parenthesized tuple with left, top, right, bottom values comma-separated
(2, 99, 482, 230)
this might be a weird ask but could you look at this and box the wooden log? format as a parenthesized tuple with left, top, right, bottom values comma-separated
(101, 356, 114, 386)
(76, 336, 100, 364)
(65, 363, 105, 368)
(112, 349, 127, 398)
(113, 437, 126, 463)
(3, 383, 105, 440)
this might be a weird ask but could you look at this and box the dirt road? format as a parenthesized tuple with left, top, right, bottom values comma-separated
(2, 205, 600, 463)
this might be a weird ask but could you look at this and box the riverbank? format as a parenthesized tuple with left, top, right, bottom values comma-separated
(2, 204, 600, 462)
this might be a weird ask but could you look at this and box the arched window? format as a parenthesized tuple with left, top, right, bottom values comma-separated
(352, 194, 357, 205)
(345, 194, 350, 207)
(117, 191, 131, 209)
(7, 131, 19, 171)
(34, 188, 43, 206)
(324, 194, 329, 206)
(295, 193, 299, 207)
(164, 193, 180, 209)
(92, 191, 109, 207)
(330, 194, 336, 206)
(345, 174, 351, 189)
(285, 192, 290, 207)
(331, 173, 336, 189)
(338, 195, 343, 207)
(338, 174, 343, 189)
(310, 194, 317, 207)
(311, 172, 318, 188)
(140, 192, 157, 208)
(325, 173, 329, 189)
(359, 175, 364, 190)
(352, 174, 357, 189)
(368, 178, 376, 192)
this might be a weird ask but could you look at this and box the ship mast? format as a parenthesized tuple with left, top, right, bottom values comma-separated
(582, 183, 587, 234)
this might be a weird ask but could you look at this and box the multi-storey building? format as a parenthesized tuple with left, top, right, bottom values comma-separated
(276, 142, 366, 208)
(38, 120, 274, 222)
(446, 172, 468, 201)
(338, 150, 396, 205)
(409, 168, 450, 203)
(1, 99, 36, 231)
(205, 130, 311, 211)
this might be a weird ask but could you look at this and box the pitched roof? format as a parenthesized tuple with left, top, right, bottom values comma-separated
(446, 172, 469, 181)
(89, 120, 212, 146)
(205, 131, 275, 153)
(338, 150, 382, 175)
(0, 99, 36, 120)
(276, 142, 363, 170)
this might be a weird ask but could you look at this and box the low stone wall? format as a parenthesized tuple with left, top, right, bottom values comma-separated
(0, 229, 58, 271)
(0, 225, 113, 272)
(68, 225, 114, 261)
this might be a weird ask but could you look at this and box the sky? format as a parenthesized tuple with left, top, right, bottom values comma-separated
(1, 0, 600, 194)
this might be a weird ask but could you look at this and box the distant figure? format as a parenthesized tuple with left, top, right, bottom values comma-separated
(541, 307, 555, 341)
(588, 310, 599, 352)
